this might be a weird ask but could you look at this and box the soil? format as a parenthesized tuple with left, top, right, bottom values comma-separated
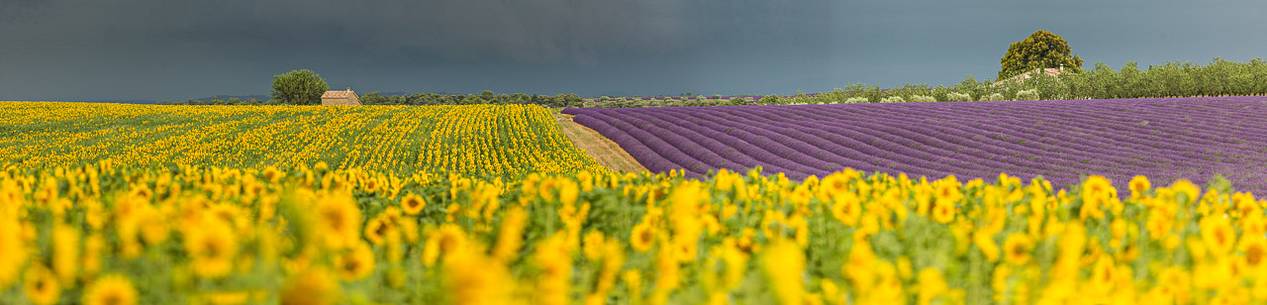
(555, 113, 648, 173)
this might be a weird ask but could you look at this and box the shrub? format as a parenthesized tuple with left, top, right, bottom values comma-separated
(843, 97, 870, 104)
(1015, 89, 1041, 101)
(759, 96, 782, 105)
(879, 96, 906, 103)
(946, 92, 973, 101)
(979, 93, 1006, 102)
(271, 69, 329, 105)
(910, 95, 937, 102)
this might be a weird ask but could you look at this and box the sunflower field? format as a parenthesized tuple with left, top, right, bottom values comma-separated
(3, 102, 1266, 305)
(0, 102, 603, 178)
(0, 160, 1264, 305)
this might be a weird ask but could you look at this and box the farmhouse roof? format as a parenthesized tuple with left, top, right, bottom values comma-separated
(322, 89, 357, 99)
(993, 67, 1067, 86)
(1005, 67, 1064, 82)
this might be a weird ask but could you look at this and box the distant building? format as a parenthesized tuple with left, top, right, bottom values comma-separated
(321, 89, 361, 106)
(995, 67, 1067, 86)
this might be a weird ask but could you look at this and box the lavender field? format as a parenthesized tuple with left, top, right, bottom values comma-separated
(563, 96, 1267, 193)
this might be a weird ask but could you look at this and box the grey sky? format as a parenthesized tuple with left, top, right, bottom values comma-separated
(1, 0, 1265, 101)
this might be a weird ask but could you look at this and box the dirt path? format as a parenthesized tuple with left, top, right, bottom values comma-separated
(556, 113, 648, 173)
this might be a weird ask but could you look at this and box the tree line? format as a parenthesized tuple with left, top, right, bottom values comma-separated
(178, 30, 1267, 107)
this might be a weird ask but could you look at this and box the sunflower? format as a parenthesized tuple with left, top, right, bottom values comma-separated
(1170, 180, 1201, 203)
(203, 291, 249, 305)
(538, 178, 559, 202)
(1156, 267, 1190, 293)
(34, 178, 58, 204)
(82, 234, 105, 279)
(335, 242, 375, 281)
(184, 218, 238, 279)
(1090, 256, 1117, 291)
(363, 216, 395, 246)
(582, 231, 606, 261)
(534, 235, 572, 305)
(23, 265, 60, 305)
(52, 223, 79, 283)
(818, 172, 851, 201)
(932, 178, 963, 203)
(630, 222, 656, 252)
(820, 279, 842, 305)
(315, 193, 362, 250)
(916, 268, 947, 305)
(1128, 175, 1150, 199)
(931, 200, 955, 224)
(831, 193, 861, 226)
(1240, 236, 1266, 270)
(557, 179, 580, 206)
(263, 166, 284, 183)
(974, 232, 1000, 263)
(443, 245, 515, 305)
(672, 238, 698, 263)
(281, 268, 339, 305)
(399, 193, 426, 215)
(1202, 217, 1236, 257)
(0, 215, 28, 288)
(492, 207, 528, 262)
(1002, 233, 1033, 265)
(313, 161, 330, 172)
(422, 224, 467, 266)
(206, 204, 246, 231)
(83, 274, 137, 305)
(362, 177, 381, 194)
(761, 241, 805, 305)
(435, 225, 466, 254)
(135, 207, 169, 246)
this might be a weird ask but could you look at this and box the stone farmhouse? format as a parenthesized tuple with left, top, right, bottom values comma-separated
(321, 89, 361, 106)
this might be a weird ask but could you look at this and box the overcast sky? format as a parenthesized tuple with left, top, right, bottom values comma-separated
(2, 0, 1265, 101)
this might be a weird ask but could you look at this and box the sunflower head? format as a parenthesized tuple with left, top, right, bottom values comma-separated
(1091, 256, 1117, 288)
(83, 274, 137, 305)
(1129, 175, 1151, 199)
(363, 216, 396, 246)
(819, 172, 851, 199)
(1240, 236, 1266, 268)
(1201, 217, 1237, 257)
(185, 218, 239, 279)
(435, 225, 467, 254)
(831, 193, 861, 226)
(399, 193, 426, 216)
(630, 222, 655, 252)
(281, 268, 339, 305)
(1003, 233, 1033, 265)
(52, 223, 80, 283)
(931, 200, 956, 224)
(316, 193, 362, 250)
(262, 166, 284, 183)
(335, 243, 375, 281)
(24, 265, 60, 305)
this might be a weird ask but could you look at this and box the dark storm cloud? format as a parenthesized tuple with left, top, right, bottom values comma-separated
(2, 0, 692, 61)
(1, 0, 1266, 100)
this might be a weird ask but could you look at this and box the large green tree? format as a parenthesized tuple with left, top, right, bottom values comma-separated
(271, 69, 329, 104)
(998, 30, 1084, 80)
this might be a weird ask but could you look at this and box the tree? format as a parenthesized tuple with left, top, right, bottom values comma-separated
(998, 30, 1084, 80)
(272, 69, 329, 104)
